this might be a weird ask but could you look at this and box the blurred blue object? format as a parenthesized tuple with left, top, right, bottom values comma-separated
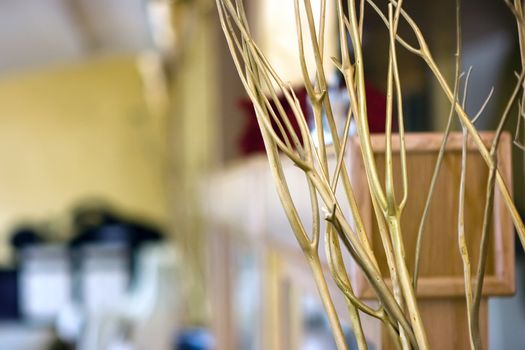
(175, 328, 215, 350)
(0, 269, 19, 320)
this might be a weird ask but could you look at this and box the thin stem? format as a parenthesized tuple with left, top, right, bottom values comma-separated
(458, 127, 476, 349)
(334, 0, 380, 266)
(388, 215, 429, 350)
(308, 177, 321, 249)
(472, 87, 495, 124)
(294, 0, 329, 176)
(325, 226, 369, 350)
(326, 211, 419, 348)
(309, 256, 350, 350)
(514, 101, 525, 149)
(470, 69, 525, 350)
(386, 4, 410, 347)
(385, 5, 396, 216)
(413, 0, 463, 290)
(366, 0, 420, 55)
(359, 0, 365, 40)
(372, 0, 525, 251)
(370, 193, 409, 349)
(346, 0, 389, 212)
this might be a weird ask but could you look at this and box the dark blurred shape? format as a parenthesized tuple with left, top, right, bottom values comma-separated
(0, 269, 19, 320)
(175, 328, 215, 350)
(10, 225, 44, 251)
(69, 200, 164, 284)
(47, 329, 75, 350)
(403, 90, 431, 132)
(70, 201, 163, 249)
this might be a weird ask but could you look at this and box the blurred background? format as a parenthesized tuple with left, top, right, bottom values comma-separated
(0, 0, 522, 349)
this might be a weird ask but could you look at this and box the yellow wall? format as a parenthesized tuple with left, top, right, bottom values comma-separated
(0, 55, 168, 262)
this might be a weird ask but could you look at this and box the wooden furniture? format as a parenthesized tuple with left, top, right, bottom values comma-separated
(205, 132, 515, 349)
(346, 132, 514, 349)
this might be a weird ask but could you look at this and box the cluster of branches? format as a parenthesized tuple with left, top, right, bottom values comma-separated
(216, 0, 525, 349)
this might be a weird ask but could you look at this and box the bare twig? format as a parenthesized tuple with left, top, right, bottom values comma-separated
(514, 96, 525, 150)
(472, 87, 495, 124)
(369, 0, 525, 251)
(413, 1, 463, 291)
(470, 70, 525, 350)
(458, 126, 476, 349)
(216, 1, 525, 349)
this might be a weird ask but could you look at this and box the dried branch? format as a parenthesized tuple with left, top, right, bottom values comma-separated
(472, 87, 495, 124)
(515, 101, 525, 150)
(458, 127, 476, 349)
(469, 70, 525, 350)
(216, 1, 525, 349)
(369, 0, 525, 252)
(414, 0, 463, 290)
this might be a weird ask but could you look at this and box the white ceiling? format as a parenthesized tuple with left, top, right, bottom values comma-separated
(0, 0, 154, 76)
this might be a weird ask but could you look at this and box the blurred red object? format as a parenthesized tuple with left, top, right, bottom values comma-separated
(237, 84, 389, 155)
